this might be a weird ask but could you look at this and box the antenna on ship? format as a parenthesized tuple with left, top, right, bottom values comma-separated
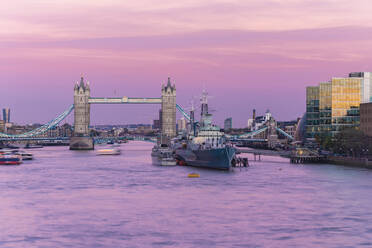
(190, 97, 196, 136)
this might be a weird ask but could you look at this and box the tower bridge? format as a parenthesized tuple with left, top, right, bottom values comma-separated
(71, 76, 176, 150)
(0, 76, 188, 150)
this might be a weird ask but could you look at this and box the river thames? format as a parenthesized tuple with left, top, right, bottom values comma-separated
(0, 141, 372, 247)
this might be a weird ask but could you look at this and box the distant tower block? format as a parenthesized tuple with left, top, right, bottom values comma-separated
(70, 77, 93, 150)
(161, 77, 176, 138)
(73, 77, 90, 136)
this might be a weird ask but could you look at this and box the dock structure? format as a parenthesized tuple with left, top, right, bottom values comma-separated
(289, 148, 325, 164)
(237, 148, 291, 161)
(232, 157, 249, 167)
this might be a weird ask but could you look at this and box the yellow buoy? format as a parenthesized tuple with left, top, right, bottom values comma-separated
(188, 173, 200, 178)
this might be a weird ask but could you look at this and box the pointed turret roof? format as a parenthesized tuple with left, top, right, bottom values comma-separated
(80, 77, 85, 88)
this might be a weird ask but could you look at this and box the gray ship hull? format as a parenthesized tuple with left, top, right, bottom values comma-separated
(151, 155, 177, 166)
(176, 146, 236, 170)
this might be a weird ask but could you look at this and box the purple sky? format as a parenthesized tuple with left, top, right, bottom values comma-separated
(1, 1, 372, 127)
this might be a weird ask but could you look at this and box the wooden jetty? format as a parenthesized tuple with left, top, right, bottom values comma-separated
(289, 148, 325, 164)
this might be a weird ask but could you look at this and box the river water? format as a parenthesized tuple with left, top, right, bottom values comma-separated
(0, 141, 372, 247)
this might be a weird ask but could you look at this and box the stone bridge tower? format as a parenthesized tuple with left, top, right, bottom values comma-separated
(161, 78, 176, 140)
(70, 77, 94, 150)
(74, 77, 90, 135)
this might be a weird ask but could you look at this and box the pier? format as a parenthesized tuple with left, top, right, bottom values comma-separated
(236, 148, 291, 161)
(289, 148, 325, 164)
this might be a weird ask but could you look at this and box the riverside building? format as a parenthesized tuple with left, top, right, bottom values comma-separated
(224, 117, 232, 131)
(360, 102, 372, 136)
(306, 72, 371, 139)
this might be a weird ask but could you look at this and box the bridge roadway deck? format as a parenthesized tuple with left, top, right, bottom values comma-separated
(89, 97, 162, 104)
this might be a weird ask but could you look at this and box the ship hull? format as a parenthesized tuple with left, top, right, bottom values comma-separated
(151, 155, 177, 166)
(0, 157, 22, 165)
(176, 146, 235, 170)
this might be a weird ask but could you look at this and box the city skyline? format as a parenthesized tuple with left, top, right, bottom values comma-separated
(2, 1, 372, 126)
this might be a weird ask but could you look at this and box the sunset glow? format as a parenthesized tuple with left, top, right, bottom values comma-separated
(1, 0, 372, 125)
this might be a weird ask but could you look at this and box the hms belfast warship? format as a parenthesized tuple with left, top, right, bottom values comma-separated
(174, 91, 236, 170)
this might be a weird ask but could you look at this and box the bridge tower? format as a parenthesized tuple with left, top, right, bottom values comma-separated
(70, 77, 94, 150)
(161, 77, 176, 141)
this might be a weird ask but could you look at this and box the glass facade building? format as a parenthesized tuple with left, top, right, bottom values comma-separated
(330, 77, 361, 135)
(319, 82, 332, 133)
(306, 72, 370, 139)
(306, 86, 319, 138)
(224, 117, 232, 131)
(2, 108, 10, 123)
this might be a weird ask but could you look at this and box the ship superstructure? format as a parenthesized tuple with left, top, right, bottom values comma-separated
(174, 90, 236, 170)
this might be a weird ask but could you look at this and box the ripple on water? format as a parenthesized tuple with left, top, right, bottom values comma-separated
(0, 143, 372, 248)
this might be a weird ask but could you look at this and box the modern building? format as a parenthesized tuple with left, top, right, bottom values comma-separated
(153, 119, 161, 130)
(224, 117, 232, 131)
(319, 82, 332, 134)
(152, 110, 163, 130)
(0, 120, 5, 132)
(177, 118, 187, 133)
(360, 102, 372, 136)
(349, 72, 372, 103)
(306, 72, 370, 138)
(2, 108, 10, 123)
(306, 86, 320, 138)
(330, 77, 361, 134)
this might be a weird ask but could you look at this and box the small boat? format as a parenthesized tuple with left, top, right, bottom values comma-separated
(20, 151, 33, 160)
(3, 149, 33, 161)
(188, 173, 200, 178)
(0, 151, 22, 165)
(151, 144, 177, 166)
(24, 144, 43, 149)
(5, 144, 19, 149)
(97, 148, 121, 155)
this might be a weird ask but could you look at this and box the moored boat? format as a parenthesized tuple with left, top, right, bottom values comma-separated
(20, 151, 33, 160)
(3, 149, 33, 161)
(24, 144, 43, 149)
(151, 144, 177, 166)
(0, 151, 22, 165)
(174, 90, 236, 170)
(97, 148, 121, 155)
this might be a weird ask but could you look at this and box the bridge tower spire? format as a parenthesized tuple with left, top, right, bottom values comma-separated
(161, 77, 176, 141)
(70, 76, 94, 150)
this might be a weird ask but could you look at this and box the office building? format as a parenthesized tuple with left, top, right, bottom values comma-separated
(0, 120, 4, 132)
(349, 72, 372, 103)
(360, 102, 372, 136)
(330, 77, 361, 134)
(306, 72, 370, 138)
(2, 108, 10, 123)
(177, 118, 187, 133)
(224, 117, 232, 131)
(306, 86, 320, 138)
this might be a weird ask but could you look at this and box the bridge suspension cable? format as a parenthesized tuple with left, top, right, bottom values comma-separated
(176, 104, 191, 121)
(275, 127, 294, 140)
(0, 105, 74, 139)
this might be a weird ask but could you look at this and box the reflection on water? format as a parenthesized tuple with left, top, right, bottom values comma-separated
(0, 142, 372, 247)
